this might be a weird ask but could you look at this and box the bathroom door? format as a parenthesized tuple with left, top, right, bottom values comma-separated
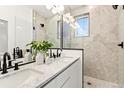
(118, 8, 124, 87)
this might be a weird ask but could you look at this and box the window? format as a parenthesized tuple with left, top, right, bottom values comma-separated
(75, 14, 89, 37)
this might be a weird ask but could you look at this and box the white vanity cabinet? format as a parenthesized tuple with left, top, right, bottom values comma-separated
(43, 59, 82, 88)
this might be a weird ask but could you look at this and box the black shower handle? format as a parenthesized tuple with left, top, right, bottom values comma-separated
(118, 42, 123, 48)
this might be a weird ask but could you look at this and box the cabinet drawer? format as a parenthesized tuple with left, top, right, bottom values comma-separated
(56, 67, 71, 88)
(42, 59, 82, 88)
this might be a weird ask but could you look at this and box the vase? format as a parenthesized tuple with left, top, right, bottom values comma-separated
(36, 52, 44, 64)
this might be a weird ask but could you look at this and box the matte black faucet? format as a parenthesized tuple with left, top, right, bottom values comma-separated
(56, 48, 62, 57)
(0, 60, 1, 70)
(13, 47, 19, 59)
(1, 52, 12, 74)
(13, 48, 16, 59)
(49, 49, 53, 58)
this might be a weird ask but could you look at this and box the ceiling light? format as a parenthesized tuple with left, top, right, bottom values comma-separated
(63, 17, 69, 24)
(46, 5, 64, 15)
(58, 5, 64, 12)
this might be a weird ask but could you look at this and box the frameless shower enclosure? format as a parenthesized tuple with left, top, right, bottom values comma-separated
(32, 5, 124, 87)
(62, 5, 124, 87)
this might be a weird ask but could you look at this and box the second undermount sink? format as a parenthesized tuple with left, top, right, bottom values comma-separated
(56, 56, 74, 62)
(46, 56, 74, 64)
(0, 69, 44, 88)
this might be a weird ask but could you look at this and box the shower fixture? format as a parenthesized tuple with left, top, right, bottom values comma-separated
(112, 5, 118, 9)
(40, 24, 44, 28)
(112, 5, 124, 10)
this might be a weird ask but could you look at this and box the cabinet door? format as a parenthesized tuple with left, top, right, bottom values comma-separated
(66, 59, 80, 88)
(61, 59, 81, 88)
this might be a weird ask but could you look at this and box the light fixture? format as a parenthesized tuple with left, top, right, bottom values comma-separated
(63, 13, 79, 29)
(75, 22, 80, 28)
(52, 9, 57, 14)
(46, 5, 64, 15)
(63, 17, 69, 24)
(46, 5, 79, 30)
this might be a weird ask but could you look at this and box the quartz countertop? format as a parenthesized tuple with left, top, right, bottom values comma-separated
(0, 56, 80, 88)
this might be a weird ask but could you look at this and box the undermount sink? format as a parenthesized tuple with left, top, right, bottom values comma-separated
(56, 56, 74, 62)
(46, 56, 74, 64)
(0, 69, 44, 88)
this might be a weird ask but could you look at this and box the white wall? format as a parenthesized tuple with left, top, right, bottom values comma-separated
(15, 6, 33, 50)
(0, 6, 33, 54)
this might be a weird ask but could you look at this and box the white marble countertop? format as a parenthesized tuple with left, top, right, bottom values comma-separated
(0, 56, 79, 88)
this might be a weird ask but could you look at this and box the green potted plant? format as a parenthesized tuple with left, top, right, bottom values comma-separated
(26, 40, 53, 64)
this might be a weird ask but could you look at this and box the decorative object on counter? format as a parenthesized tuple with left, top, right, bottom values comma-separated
(26, 41, 53, 64)
(36, 52, 44, 64)
(24, 49, 32, 63)
(0, 57, 1, 70)
(50, 48, 63, 59)
(56, 48, 62, 57)
(13, 47, 23, 59)
(60, 50, 64, 57)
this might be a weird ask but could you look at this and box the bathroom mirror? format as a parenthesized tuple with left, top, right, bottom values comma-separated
(0, 5, 84, 55)
(0, 19, 8, 55)
(0, 6, 61, 58)
(0, 5, 87, 55)
(32, 6, 61, 48)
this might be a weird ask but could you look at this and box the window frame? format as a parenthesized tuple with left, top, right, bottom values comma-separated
(57, 20, 61, 39)
(74, 13, 90, 38)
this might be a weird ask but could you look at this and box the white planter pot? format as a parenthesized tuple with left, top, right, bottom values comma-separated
(36, 53, 44, 64)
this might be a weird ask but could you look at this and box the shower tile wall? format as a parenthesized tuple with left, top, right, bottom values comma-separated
(70, 6, 119, 83)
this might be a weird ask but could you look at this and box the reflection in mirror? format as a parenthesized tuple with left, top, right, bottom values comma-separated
(0, 19, 8, 55)
(0, 6, 34, 66)
(32, 6, 61, 48)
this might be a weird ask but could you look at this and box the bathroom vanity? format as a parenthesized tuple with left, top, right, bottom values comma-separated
(42, 57, 82, 88)
(0, 56, 82, 88)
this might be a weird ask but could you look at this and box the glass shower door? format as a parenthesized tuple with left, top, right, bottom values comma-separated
(63, 22, 71, 48)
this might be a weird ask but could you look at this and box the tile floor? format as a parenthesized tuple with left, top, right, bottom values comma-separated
(84, 76, 119, 88)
